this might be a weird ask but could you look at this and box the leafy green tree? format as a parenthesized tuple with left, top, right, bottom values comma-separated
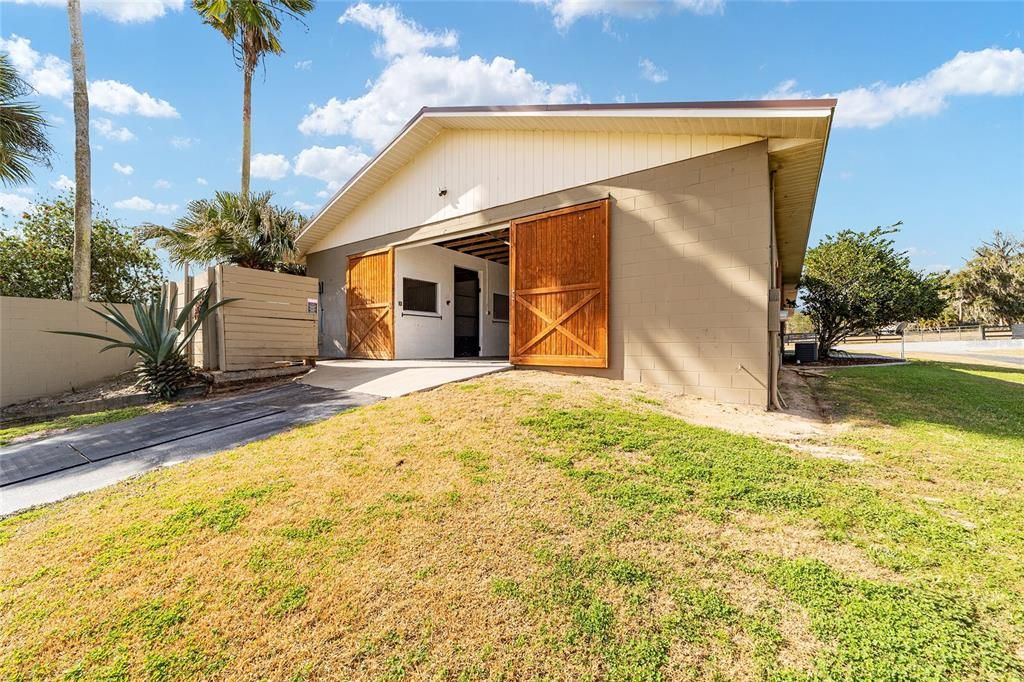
(0, 193, 163, 302)
(953, 231, 1024, 325)
(138, 190, 304, 272)
(193, 0, 315, 196)
(800, 224, 945, 357)
(784, 310, 815, 334)
(0, 52, 54, 185)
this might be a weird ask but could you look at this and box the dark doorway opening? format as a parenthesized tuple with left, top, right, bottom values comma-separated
(453, 267, 480, 357)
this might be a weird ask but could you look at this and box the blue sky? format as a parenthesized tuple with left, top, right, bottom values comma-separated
(1, 0, 1022, 279)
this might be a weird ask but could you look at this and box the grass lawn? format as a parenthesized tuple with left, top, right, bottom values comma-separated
(0, 407, 155, 447)
(0, 362, 1021, 680)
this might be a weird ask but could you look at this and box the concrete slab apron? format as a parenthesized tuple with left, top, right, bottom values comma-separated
(300, 359, 511, 398)
(0, 383, 377, 516)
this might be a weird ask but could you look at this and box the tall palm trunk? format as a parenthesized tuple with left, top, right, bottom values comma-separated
(67, 0, 91, 301)
(240, 29, 256, 197)
(240, 66, 252, 196)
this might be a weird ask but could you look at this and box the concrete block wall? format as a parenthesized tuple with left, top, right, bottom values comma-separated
(0, 297, 136, 407)
(603, 141, 771, 405)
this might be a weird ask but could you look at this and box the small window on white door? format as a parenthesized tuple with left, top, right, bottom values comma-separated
(402, 278, 437, 314)
(493, 293, 509, 322)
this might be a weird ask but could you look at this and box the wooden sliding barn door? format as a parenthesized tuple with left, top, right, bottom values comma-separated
(346, 249, 395, 359)
(510, 199, 609, 368)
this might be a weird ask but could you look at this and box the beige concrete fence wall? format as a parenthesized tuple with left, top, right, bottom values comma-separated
(0, 297, 136, 408)
(214, 265, 319, 372)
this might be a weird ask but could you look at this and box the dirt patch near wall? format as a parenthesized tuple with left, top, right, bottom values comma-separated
(498, 369, 867, 464)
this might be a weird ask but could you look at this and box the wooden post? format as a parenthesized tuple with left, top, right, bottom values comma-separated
(214, 264, 227, 372)
(183, 262, 194, 365)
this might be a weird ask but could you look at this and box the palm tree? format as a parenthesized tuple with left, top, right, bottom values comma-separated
(67, 0, 92, 302)
(0, 53, 54, 187)
(193, 0, 314, 196)
(138, 190, 304, 272)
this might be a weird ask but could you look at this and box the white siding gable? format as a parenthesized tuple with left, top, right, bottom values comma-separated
(307, 129, 763, 253)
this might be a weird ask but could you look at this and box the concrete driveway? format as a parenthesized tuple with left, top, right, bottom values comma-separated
(1, 359, 511, 516)
(299, 358, 511, 397)
(1, 383, 376, 516)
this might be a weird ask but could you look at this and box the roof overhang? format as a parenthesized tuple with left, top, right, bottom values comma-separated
(296, 100, 837, 282)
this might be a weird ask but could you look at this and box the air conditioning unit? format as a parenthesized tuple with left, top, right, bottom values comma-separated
(794, 341, 818, 364)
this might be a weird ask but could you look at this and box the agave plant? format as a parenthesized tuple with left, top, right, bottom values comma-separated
(54, 286, 235, 399)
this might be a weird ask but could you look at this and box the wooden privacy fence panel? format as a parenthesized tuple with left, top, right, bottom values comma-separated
(215, 265, 319, 371)
(346, 249, 395, 359)
(510, 199, 609, 368)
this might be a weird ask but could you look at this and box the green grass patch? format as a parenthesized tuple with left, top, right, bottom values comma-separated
(0, 406, 152, 446)
(760, 556, 1022, 679)
(523, 396, 1023, 676)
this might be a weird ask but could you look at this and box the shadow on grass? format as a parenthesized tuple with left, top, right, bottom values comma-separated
(819, 360, 1024, 442)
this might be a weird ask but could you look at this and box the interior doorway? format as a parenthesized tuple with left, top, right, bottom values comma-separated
(453, 267, 480, 357)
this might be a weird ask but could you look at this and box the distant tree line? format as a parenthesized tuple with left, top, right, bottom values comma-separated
(929, 231, 1024, 327)
(795, 225, 1023, 357)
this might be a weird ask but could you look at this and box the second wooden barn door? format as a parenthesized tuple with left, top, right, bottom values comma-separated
(510, 199, 609, 368)
(346, 249, 394, 359)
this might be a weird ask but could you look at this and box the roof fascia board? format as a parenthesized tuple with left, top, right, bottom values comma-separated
(424, 108, 832, 120)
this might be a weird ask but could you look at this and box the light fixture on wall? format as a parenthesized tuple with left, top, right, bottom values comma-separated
(438, 187, 448, 197)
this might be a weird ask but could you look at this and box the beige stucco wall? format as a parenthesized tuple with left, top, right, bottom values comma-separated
(307, 141, 772, 406)
(0, 297, 136, 408)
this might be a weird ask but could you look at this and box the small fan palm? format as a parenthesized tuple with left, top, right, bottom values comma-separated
(53, 287, 236, 399)
(138, 190, 304, 272)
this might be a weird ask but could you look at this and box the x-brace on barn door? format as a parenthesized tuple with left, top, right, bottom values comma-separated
(510, 199, 609, 368)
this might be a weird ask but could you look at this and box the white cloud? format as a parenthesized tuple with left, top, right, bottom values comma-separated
(1, 35, 179, 118)
(51, 174, 75, 191)
(89, 80, 178, 118)
(0, 34, 71, 98)
(153, 179, 171, 189)
(639, 57, 667, 83)
(341, 3, 457, 59)
(93, 118, 136, 142)
(301, 4, 583, 148)
(113, 196, 177, 213)
(293, 145, 371, 189)
(295, 59, 313, 70)
(250, 153, 291, 180)
(196, 177, 208, 185)
(112, 162, 134, 175)
(316, 189, 330, 198)
(300, 54, 583, 147)
(9, 0, 184, 24)
(765, 47, 1024, 128)
(529, 0, 723, 31)
(293, 200, 317, 211)
(170, 136, 196, 149)
(0, 192, 34, 216)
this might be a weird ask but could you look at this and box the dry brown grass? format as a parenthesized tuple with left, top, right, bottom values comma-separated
(1, 368, 1021, 680)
